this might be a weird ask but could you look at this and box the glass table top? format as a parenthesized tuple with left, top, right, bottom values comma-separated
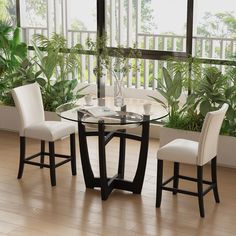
(56, 97, 168, 125)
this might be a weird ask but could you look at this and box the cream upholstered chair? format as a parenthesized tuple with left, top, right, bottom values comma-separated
(12, 83, 77, 186)
(156, 104, 228, 217)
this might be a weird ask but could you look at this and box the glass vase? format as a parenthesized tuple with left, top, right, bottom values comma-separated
(114, 79, 124, 107)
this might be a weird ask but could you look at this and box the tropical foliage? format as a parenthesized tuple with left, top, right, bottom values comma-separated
(32, 33, 86, 111)
(154, 64, 236, 136)
(0, 21, 28, 105)
(0, 23, 87, 111)
(86, 35, 141, 82)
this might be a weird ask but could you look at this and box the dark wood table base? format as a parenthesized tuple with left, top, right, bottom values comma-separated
(78, 116, 150, 200)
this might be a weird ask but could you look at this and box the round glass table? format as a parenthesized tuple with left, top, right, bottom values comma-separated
(56, 97, 168, 200)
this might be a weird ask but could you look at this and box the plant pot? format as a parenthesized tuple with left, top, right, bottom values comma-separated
(0, 105, 61, 132)
(45, 110, 61, 121)
(159, 126, 236, 168)
(0, 105, 19, 132)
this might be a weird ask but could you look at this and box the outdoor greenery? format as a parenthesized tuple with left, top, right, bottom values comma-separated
(197, 12, 236, 38)
(86, 35, 141, 83)
(0, 22, 86, 111)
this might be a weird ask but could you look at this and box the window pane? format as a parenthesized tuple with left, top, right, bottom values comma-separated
(106, 0, 187, 52)
(193, 0, 236, 59)
(67, 0, 96, 31)
(67, 0, 97, 47)
(20, 0, 97, 46)
(20, 0, 97, 83)
(21, 0, 47, 27)
(0, 0, 16, 25)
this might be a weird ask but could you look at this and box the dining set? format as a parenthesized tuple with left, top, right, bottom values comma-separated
(11, 82, 228, 217)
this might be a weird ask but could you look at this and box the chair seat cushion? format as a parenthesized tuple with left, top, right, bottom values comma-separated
(24, 121, 75, 142)
(157, 139, 199, 165)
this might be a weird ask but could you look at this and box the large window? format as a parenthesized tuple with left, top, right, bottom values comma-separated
(15, 0, 236, 92)
(67, 0, 96, 47)
(20, 0, 97, 46)
(106, 0, 188, 52)
(193, 0, 236, 59)
(20, 0, 47, 27)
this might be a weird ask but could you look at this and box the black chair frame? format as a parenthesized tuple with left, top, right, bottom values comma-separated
(156, 156, 220, 217)
(17, 133, 77, 186)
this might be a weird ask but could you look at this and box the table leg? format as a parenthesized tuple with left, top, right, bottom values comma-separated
(98, 121, 111, 200)
(118, 105, 127, 179)
(118, 130, 126, 179)
(78, 120, 95, 188)
(132, 119, 150, 194)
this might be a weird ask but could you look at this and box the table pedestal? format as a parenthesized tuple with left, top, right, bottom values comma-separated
(77, 116, 150, 200)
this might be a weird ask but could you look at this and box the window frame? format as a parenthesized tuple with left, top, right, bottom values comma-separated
(16, 0, 236, 98)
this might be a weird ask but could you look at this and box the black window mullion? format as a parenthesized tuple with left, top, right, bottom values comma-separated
(16, 0, 21, 27)
(186, 0, 194, 57)
(97, 0, 106, 98)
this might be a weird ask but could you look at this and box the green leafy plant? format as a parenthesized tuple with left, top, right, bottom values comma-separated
(167, 57, 203, 91)
(86, 35, 141, 81)
(151, 66, 228, 133)
(0, 58, 42, 105)
(185, 67, 226, 116)
(0, 21, 27, 76)
(222, 66, 236, 136)
(165, 112, 204, 132)
(150, 67, 183, 119)
(0, 21, 28, 104)
(32, 33, 87, 111)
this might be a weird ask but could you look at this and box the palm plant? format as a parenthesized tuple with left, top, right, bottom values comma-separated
(0, 21, 27, 104)
(32, 33, 87, 111)
(184, 67, 226, 116)
(0, 58, 43, 105)
(167, 57, 203, 92)
(0, 21, 27, 76)
(150, 67, 183, 118)
(222, 66, 236, 135)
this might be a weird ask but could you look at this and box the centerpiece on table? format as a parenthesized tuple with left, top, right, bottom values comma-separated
(87, 35, 141, 107)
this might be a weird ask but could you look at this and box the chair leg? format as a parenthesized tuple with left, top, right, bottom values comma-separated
(211, 156, 220, 203)
(197, 166, 205, 217)
(17, 137, 26, 179)
(40, 140, 45, 169)
(173, 162, 179, 195)
(156, 159, 163, 208)
(49, 142, 56, 186)
(70, 133, 77, 176)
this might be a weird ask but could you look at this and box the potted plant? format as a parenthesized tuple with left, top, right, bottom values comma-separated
(0, 31, 87, 131)
(0, 21, 28, 131)
(222, 66, 236, 136)
(153, 65, 236, 167)
(32, 33, 87, 112)
(0, 20, 28, 103)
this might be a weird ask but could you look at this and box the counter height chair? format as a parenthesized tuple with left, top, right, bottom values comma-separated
(156, 104, 228, 217)
(12, 83, 77, 186)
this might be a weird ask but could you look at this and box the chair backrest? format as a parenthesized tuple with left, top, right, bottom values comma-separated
(197, 103, 228, 165)
(12, 83, 45, 136)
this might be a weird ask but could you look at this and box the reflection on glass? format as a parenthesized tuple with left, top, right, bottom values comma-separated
(106, 0, 187, 52)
